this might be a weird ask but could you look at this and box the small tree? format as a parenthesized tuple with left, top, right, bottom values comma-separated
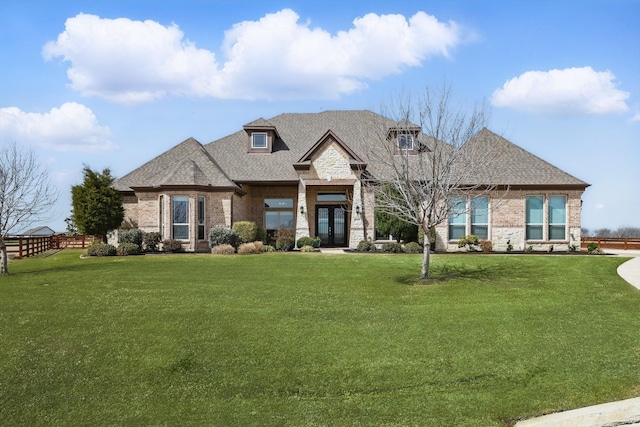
(71, 166, 124, 241)
(368, 85, 502, 279)
(0, 143, 58, 275)
(375, 184, 419, 243)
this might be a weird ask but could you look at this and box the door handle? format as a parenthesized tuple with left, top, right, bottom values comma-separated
(329, 226, 332, 235)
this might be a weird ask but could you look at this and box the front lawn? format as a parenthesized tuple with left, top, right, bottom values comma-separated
(1, 251, 638, 426)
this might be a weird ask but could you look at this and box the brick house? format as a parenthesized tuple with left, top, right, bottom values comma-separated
(113, 110, 589, 251)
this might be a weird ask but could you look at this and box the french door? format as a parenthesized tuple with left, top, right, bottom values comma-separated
(316, 205, 347, 247)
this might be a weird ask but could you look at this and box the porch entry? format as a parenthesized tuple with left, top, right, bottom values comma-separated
(316, 205, 347, 247)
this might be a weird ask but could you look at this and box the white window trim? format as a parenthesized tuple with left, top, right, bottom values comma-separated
(398, 134, 414, 150)
(525, 195, 567, 241)
(448, 196, 491, 241)
(172, 195, 190, 241)
(252, 132, 268, 149)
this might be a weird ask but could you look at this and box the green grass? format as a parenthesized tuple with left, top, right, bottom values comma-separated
(1, 251, 639, 426)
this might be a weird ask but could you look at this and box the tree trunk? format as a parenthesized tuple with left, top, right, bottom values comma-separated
(0, 238, 8, 275)
(421, 237, 430, 279)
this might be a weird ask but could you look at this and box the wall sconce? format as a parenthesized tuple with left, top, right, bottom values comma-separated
(355, 205, 361, 215)
(300, 205, 305, 215)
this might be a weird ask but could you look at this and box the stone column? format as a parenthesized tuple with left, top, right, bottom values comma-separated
(296, 178, 310, 241)
(349, 180, 365, 248)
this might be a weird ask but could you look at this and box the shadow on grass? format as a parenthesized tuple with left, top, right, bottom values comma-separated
(395, 259, 534, 286)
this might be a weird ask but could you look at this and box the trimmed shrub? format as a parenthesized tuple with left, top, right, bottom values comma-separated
(162, 239, 183, 253)
(87, 242, 116, 257)
(117, 243, 141, 256)
(209, 226, 238, 248)
(587, 242, 599, 253)
(143, 232, 162, 252)
(382, 242, 404, 253)
(404, 242, 422, 253)
(275, 227, 296, 251)
(233, 221, 257, 244)
(313, 237, 321, 248)
(479, 239, 493, 252)
(458, 234, 479, 251)
(211, 244, 235, 255)
(238, 242, 258, 254)
(356, 240, 376, 252)
(300, 245, 316, 253)
(256, 226, 267, 244)
(296, 236, 315, 249)
(118, 228, 143, 246)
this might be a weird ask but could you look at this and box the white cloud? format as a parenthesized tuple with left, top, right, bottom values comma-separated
(43, 10, 462, 103)
(0, 102, 112, 152)
(491, 67, 630, 116)
(631, 113, 640, 122)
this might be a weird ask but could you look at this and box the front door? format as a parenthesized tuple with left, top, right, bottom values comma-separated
(316, 205, 348, 247)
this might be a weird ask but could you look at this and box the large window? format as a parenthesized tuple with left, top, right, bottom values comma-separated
(398, 134, 414, 150)
(159, 195, 165, 239)
(448, 196, 467, 240)
(172, 196, 189, 240)
(252, 132, 267, 149)
(548, 196, 567, 240)
(264, 198, 294, 230)
(526, 195, 566, 240)
(197, 196, 205, 240)
(471, 196, 489, 239)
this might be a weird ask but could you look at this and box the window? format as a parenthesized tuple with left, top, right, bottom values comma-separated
(252, 132, 267, 149)
(398, 134, 414, 150)
(197, 196, 205, 240)
(264, 198, 294, 230)
(471, 196, 489, 239)
(448, 196, 467, 240)
(548, 196, 566, 240)
(317, 193, 347, 202)
(172, 196, 189, 240)
(526, 195, 566, 240)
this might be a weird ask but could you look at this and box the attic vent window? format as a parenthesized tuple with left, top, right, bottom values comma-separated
(398, 134, 414, 150)
(252, 132, 267, 149)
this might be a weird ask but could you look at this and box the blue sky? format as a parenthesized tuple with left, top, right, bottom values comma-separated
(1, 0, 638, 233)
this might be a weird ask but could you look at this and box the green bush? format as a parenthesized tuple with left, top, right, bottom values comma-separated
(209, 226, 238, 248)
(275, 227, 296, 251)
(143, 232, 162, 252)
(211, 244, 235, 255)
(458, 234, 479, 251)
(162, 239, 183, 253)
(118, 228, 143, 246)
(256, 226, 267, 244)
(263, 245, 275, 252)
(232, 221, 257, 244)
(87, 242, 116, 257)
(117, 243, 141, 256)
(300, 245, 316, 253)
(587, 242, 599, 253)
(313, 237, 321, 248)
(404, 242, 422, 253)
(296, 236, 315, 248)
(356, 240, 376, 252)
(382, 242, 404, 253)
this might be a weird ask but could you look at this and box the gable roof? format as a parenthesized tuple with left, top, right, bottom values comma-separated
(19, 226, 56, 236)
(114, 137, 238, 191)
(114, 110, 588, 191)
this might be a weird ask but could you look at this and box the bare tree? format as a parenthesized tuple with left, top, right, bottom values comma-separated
(366, 85, 502, 279)
(0, 143, 58, 275)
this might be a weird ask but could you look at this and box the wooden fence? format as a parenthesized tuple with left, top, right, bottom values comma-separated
(581, 237, 640, 251)
(4, 235, 102, 259)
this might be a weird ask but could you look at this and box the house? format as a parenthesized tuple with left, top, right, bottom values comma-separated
(18, 226, 56, 237)
(113, 110, 589, 252)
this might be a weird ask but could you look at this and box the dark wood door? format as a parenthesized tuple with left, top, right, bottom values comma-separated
(316, 206, 347, 247)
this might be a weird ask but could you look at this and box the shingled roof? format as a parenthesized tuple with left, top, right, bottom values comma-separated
(114, 110, 588, 191)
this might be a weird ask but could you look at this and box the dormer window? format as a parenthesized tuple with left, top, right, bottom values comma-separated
(252, 132, 268, 149)
(398, 134, 414, 150)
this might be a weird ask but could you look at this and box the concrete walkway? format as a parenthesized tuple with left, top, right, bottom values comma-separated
(516, 249, 640, 427)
